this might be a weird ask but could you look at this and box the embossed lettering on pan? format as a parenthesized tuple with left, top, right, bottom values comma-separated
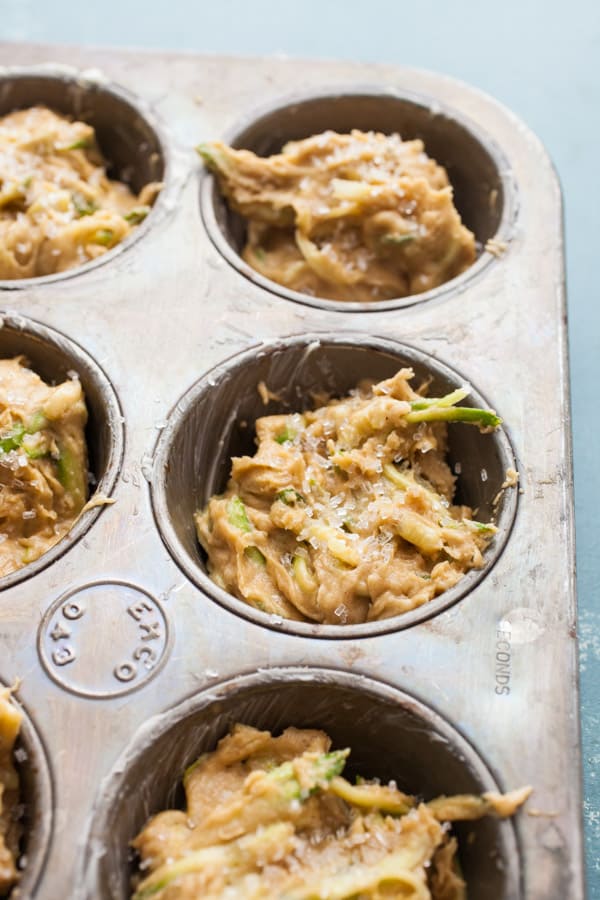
(37, 582, 171, 698)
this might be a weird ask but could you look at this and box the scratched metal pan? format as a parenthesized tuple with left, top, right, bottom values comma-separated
(0, 46, 583, 900)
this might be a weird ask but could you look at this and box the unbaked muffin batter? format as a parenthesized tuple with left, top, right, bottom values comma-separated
(196, 368, 501, 623)
(132, 724, 531, 899)
(0, 106, 160, 279)
(0, 688, 22, 896)
(0, 357, 88, 577)
(199, 130, 475, 302)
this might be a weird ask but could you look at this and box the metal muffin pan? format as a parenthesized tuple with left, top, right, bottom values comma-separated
(0, 43, 583, 900)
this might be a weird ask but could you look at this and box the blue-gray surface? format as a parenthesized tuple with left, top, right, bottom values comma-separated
(1, 0, 599, 892)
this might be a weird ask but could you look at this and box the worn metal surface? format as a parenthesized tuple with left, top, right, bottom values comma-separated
(0, 44, 583, 899)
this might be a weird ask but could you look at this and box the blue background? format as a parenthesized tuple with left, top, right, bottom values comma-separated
(1, 0, 598, 892)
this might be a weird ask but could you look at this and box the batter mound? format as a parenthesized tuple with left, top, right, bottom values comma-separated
(199, 130, 475, 302)
(195, 368, 501, 624)
(0, 357, 88, 577)
(0, 106, 161, 279)
(0, 688, 23, 896)
(132, 724, 530, 900)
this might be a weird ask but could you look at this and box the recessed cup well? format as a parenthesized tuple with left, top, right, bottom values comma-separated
(0, 312, 124, 590)
(0, 683, 53, 899)
(200, 87, 516, 312)
(82, 669, 522, 899)
(0, 67, 167, 288)
(151, 334, 518, 637)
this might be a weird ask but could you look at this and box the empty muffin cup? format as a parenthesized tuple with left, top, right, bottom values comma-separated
(151, 334, 518, 637)
(200, 87, 515, 311)
(0, 684, 53, 899)
(0, 68, 167, 287)
(83, 668, 522, 899)
(0, 312, 124, 589)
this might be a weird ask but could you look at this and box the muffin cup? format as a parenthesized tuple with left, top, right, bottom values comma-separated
(0, 67, 168, 288)
(83, 668, 522, 900)
(0, 312, 124, 589)
(0, 685, 53, 899)
(151, 333, 518, 637)
(200, 86, 516, 311)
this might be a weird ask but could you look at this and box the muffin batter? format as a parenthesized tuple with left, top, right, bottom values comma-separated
(199, 130, 475, 302)
(0, 357, 88, 577)
(0, 106, 160, 279)
(196, 368, 501, 623)
(0, 688, 22, 896)
(132, 724, 531, 899)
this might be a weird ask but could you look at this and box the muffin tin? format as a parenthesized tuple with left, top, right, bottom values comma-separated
(0, 43, 583, 899)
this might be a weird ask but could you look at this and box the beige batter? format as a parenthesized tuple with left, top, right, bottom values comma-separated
(0, 357, 88, 578)
(196, 368, 501, 624)
(199, 130, 475, 302)
(132, 724, 531, 900)
(0, 688, 22, 896)
(0, 106, 161, 279)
